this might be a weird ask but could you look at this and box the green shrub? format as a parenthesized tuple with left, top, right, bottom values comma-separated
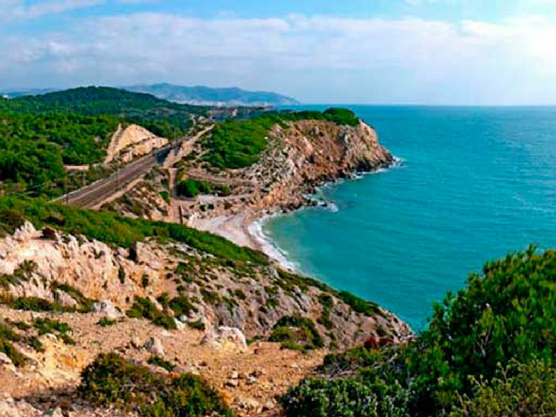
(269, 315, 324, 352)
(1, 296, 63, 312)
(337, 291, 380, 316)
(176, 179, 230, 198)
(0, 340, 26, 367)
(79, 353, 233, 416)
(148, 355, 176, 372)
(34, 318, 75, 344)
(97, 317, 118, 327)
(281, 378, 407, 417)
(127, 296, 176, 330)
(169, 296, 197, 317)
(449, 360, 556, 417)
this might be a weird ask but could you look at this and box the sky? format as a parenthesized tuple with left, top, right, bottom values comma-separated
(2, 0, 556, 104)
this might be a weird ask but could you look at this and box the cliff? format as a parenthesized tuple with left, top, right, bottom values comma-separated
(104, 123, 169, 164)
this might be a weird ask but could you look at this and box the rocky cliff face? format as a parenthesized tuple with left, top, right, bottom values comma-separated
(104, 124, 168, 164)
(0, 222, 410, 346)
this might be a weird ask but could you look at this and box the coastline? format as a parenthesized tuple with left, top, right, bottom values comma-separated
(189, 157, 403, 270)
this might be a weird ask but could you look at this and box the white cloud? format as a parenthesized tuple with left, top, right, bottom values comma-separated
(2, 13, 556, 104)
(1, 0, 105, 20)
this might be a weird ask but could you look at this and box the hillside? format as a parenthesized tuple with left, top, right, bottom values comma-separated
(0, 196, 409, 415)
(0, 87, 266, 198)
(125, 83, 300, 107)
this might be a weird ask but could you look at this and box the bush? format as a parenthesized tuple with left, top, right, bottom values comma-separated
(269, 315, 324, 352)
(282, 378, 408, 417)
(450, 360, 556, 417)
(79, 353, 233, 416)
(127, 296, 176, 330)
(169, 296, 197, 317)
(176, 179, 230, 198)
(148, 355, 176, 372)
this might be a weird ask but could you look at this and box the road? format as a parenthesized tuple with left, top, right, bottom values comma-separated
(56, 126, 212, 209)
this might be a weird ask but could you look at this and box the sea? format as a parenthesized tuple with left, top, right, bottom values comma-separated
(263, 105, 556, 331)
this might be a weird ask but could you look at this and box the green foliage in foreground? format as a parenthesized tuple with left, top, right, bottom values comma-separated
(0, 196, 268, 265)
(203, 108, 361, 169)
(282, 247, 556, 417)
(80, 353, 233, 417)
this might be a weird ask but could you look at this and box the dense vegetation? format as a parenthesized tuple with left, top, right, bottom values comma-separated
(176, 178, 231, 198)
(0, 87, 209, 194)
(0, 87, 208, 138)
(80, 353, 233, 416)
(0, 196, 267, 265)
(282, 247, 556, 416)
(0, 111, 119, 194)
(203, 108, 360, 169)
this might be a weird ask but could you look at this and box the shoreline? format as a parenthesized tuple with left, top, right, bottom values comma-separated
(189, 157, 404, 270)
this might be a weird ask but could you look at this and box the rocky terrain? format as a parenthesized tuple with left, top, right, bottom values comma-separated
(104, 124, 168, 164)
(0, 217, 410, 416)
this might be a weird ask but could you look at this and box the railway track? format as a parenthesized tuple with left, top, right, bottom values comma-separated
(56, 125, 213, 209)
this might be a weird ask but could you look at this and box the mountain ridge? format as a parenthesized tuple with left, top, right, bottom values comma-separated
(2, 83, 300, 107)
(124, 83, 300, 107)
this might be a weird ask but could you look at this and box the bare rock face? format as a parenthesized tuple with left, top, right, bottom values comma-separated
(0, 217, 411, 350)
(105, 124, 169, 164)
(201, 327, 247, 351)
(143, 337, 165, 356)
(0, 393, 41, 417)
(92, 300, 123, 320)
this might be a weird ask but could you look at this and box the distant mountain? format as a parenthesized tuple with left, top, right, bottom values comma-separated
(124, 83, 300, 107)
(1, 88, 59, 98)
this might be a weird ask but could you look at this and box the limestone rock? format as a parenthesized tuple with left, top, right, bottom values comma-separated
(92, 300, 123, 320)
(201, 327, 247, 351)
(143, 337, 165, 356)
(0, 353, 12, 367)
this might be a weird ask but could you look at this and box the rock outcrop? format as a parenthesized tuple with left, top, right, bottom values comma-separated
(105, 124, 168, 164)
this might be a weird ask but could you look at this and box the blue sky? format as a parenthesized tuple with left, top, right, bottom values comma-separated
(2, 0, 556, 104)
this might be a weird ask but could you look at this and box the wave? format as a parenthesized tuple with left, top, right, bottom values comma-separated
(248, 215, 300, 272)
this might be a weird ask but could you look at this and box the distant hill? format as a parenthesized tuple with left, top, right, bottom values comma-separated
(124, 83, 300, 107)
(1, 88, 58, 98)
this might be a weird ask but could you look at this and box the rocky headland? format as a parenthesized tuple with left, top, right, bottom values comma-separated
(104, 116, 394, 258)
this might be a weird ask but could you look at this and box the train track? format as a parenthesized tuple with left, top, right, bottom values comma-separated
(56, 125, 213, 209)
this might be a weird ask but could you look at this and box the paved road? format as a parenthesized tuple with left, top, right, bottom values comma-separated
(56, 126, 214, 209)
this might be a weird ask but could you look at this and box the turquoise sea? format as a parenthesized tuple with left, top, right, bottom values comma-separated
(264, 106, 556, 331)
